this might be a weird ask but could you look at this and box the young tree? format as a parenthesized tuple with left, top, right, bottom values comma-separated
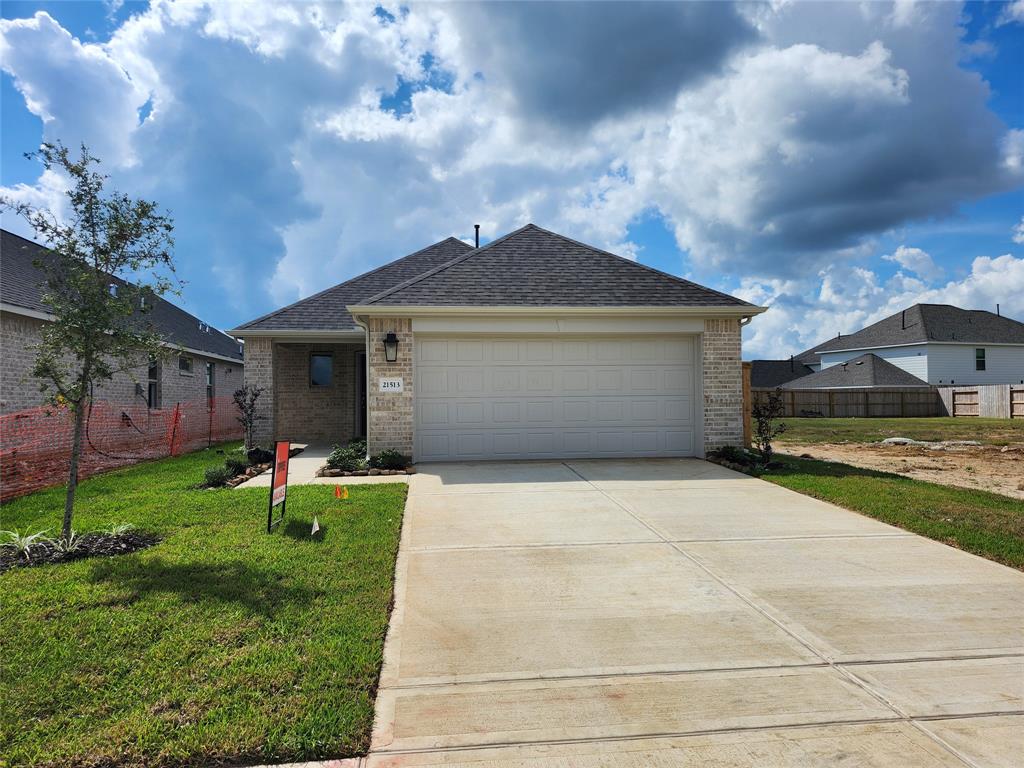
(232, 384, 265, 450)
(2, 142, 177, 541)
(751, 387, 787, 465)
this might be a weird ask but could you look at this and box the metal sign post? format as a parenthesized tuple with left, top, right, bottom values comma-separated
(267, 440, 290, 532)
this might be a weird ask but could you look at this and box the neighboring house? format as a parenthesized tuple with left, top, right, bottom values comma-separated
(749, 358, 815, 388)
(781, 353, 931, 389)
(232, 224, 765, 461)
(0, 229, 244, 414)
(794, 304, 1024, 386)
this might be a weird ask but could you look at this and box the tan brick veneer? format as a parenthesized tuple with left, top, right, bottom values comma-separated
(702, 318, 743, 452)
(244, 336, 275, 445)
(367, 317, 414, 457)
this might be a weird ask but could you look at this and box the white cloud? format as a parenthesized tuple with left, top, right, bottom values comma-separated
(997, 0, 1024, 26)
(882, 245, 943, 281)
(1013, 216, 1024, 244)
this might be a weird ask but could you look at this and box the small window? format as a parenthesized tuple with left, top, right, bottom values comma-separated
(147, 359, 161, 409)
(206, 362, 215, 402)
(178, 355, 193, 374)
(975, 348, 986, 371)
(310, 353, 333, 387)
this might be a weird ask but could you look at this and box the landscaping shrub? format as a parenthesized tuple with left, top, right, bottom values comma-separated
(347, 436, 367, 455)
(247, 445, 274, 464)
(327, 444, 367, 471)
(752, 388, 787, 464)
(369, 449, 411, 470)
(203, 465, 233, 488)
(224, 456, 249, 476)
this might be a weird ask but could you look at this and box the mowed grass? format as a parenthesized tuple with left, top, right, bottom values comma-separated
(762, 455, 1024, 570)
(0, 444, 407, 768)
(774, 416, 1024, 445)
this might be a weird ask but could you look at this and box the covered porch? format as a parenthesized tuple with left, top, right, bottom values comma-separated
(244, 334, 367, 446)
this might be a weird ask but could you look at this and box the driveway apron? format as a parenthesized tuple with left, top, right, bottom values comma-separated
(367, 459, 1024, 767)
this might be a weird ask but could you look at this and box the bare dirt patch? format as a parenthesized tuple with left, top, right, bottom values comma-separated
(780, 441, 1024, 500)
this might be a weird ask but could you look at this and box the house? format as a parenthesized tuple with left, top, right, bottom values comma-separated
(0, 229, 244, 414)
(231, 224, 765, 461)
(749, 358, 815, 388)
(795, 304, 1024, 386)
(780, 352, 931, 389)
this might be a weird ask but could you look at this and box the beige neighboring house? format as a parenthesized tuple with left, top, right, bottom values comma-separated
(0, 229, 244, 414)
(232, 224, 765, 461)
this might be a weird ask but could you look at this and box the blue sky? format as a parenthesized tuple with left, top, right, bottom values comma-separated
(2, 1, 1022, 357)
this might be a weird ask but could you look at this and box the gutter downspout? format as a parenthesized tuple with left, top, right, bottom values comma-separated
(353, 315, 371, 460)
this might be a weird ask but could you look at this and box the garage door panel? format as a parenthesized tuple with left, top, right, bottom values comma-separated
(415, 335, 697, 461)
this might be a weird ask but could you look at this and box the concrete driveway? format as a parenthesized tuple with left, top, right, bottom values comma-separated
(367, 459, 1023, 767)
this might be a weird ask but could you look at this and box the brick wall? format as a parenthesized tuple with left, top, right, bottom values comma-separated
(273, 341, 362, 443)
(702, 318, 743, 452)
(244, 336, 275, 445)
(367, 317, 413, 457)
(1, 310, 242, 416)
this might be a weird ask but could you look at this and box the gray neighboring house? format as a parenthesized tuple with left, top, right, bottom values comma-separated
(749, 358, 815, 388)
(232, 224, 765, 461)
(794, 304, 1024, 386)
(781, 353, 931, 389)
(0, 229, 244, 414)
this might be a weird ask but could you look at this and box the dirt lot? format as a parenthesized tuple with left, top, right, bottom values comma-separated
(780, 441, 1024, 500)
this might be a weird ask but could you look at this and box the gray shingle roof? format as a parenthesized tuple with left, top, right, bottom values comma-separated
(1, 229, 243, 361)
(803, 304, 1024, 357)
(750, 359, 815, 388)
(782, 353, 930, 389)
(362, 224, 753, 308)
(234, 236, 473, 332)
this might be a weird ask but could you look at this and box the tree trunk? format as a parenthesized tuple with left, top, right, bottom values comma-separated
(63, 401, 86, 541)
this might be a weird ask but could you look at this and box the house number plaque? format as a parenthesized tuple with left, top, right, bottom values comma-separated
(379, 377, 404, 393)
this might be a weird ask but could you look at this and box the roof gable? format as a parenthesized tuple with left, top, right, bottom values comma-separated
(750, 359, 815, 388)
(1, 229, 243, 361)
(234, 236, 473, 332)
(782, 353, 929, 389)
(361, 224, 753, 308)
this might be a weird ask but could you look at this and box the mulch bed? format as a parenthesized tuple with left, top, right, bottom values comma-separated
(0, 530, 160, 572)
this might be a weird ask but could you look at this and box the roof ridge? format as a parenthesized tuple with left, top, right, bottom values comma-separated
(234, 235, 471, 330)
(359, 224, 536, 306)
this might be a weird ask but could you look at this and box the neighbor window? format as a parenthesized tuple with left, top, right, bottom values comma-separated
(206, 362, 215, 402)
(975, 348, 986, 371)
(310, 353, 333, 387)
(147, 359, 161, 409)
(178, 355, 193, 374)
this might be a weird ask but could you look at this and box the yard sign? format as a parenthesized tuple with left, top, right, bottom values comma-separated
(267, 440, 290, 532)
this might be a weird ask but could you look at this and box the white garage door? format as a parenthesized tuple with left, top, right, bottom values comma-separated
(414, 336, 697, 461)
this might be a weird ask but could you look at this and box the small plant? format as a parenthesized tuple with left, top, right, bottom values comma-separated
(247, 445, 274, 465)
(751, 388, 787, 466)
(49, 530, 83, 555)
(106, 522, 136, 536)
(204, 465, 233, 488)
(233, 384, 265, 450)
(224, 457, 249, 476)
(347, 436, 367, 455)
(369, 449, 411, 471)
(715, 445, 751, 465)
(1, 529, 50, 561)
(327, 444, 367, 472)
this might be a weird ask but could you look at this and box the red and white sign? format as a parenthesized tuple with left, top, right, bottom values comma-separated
(271, 440, 290, 507)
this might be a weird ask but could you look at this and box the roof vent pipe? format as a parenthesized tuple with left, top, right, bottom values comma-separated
(902, 310, 905, 330)
(997, 303, 1000, 316)
(474, 224, 480, 248)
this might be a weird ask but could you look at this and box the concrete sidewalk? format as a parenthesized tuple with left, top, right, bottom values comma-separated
(366, 458, 1023, 767)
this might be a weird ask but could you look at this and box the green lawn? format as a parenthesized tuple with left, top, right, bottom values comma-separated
(774, 416, 1024, 445)
(762, 455, 1024, 570)
(0, 444, 407, 768)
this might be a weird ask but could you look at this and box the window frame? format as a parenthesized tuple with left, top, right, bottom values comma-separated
(309, 352, 334, 388)
(178, 354, 194, 375)
(147, 358, 161, 410)
(975, 348, 986, 372)
(205, 361, 215, 402)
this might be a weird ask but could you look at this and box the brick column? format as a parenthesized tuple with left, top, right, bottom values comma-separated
(702, 318, 743, 453)
(366, 317, 414, 457)
(243, 336, 275, 446)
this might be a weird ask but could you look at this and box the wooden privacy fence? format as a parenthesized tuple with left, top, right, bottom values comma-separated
(938, 385, 1024, 419)
(750, 387, 941, 418)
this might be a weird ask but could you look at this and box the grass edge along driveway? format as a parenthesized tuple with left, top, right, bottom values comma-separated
(763, 454, 1024, 570)
(0, 443, 407, 768)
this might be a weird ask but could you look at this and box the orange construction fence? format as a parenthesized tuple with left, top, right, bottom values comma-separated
(1, 395, 242, 502)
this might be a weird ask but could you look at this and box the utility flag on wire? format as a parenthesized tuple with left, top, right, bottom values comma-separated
(311, 516, 320, 536)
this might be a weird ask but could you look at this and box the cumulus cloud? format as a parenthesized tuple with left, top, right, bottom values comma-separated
(1014, 216, 1024, 244)
(883, 245, 943, 281)
(998, 0, 1024, 26)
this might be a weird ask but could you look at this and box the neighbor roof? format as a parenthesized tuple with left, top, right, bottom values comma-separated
(750, 359, 815, 388)
(805, 304, 1024, 357)
(1, 229, 243, 361)
(234, 236, 473, 333)
(361, 224, 754, 308)
(782, 353, 930, 389)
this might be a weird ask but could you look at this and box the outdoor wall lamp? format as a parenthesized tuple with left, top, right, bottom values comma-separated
(383, 332, 399, 363)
